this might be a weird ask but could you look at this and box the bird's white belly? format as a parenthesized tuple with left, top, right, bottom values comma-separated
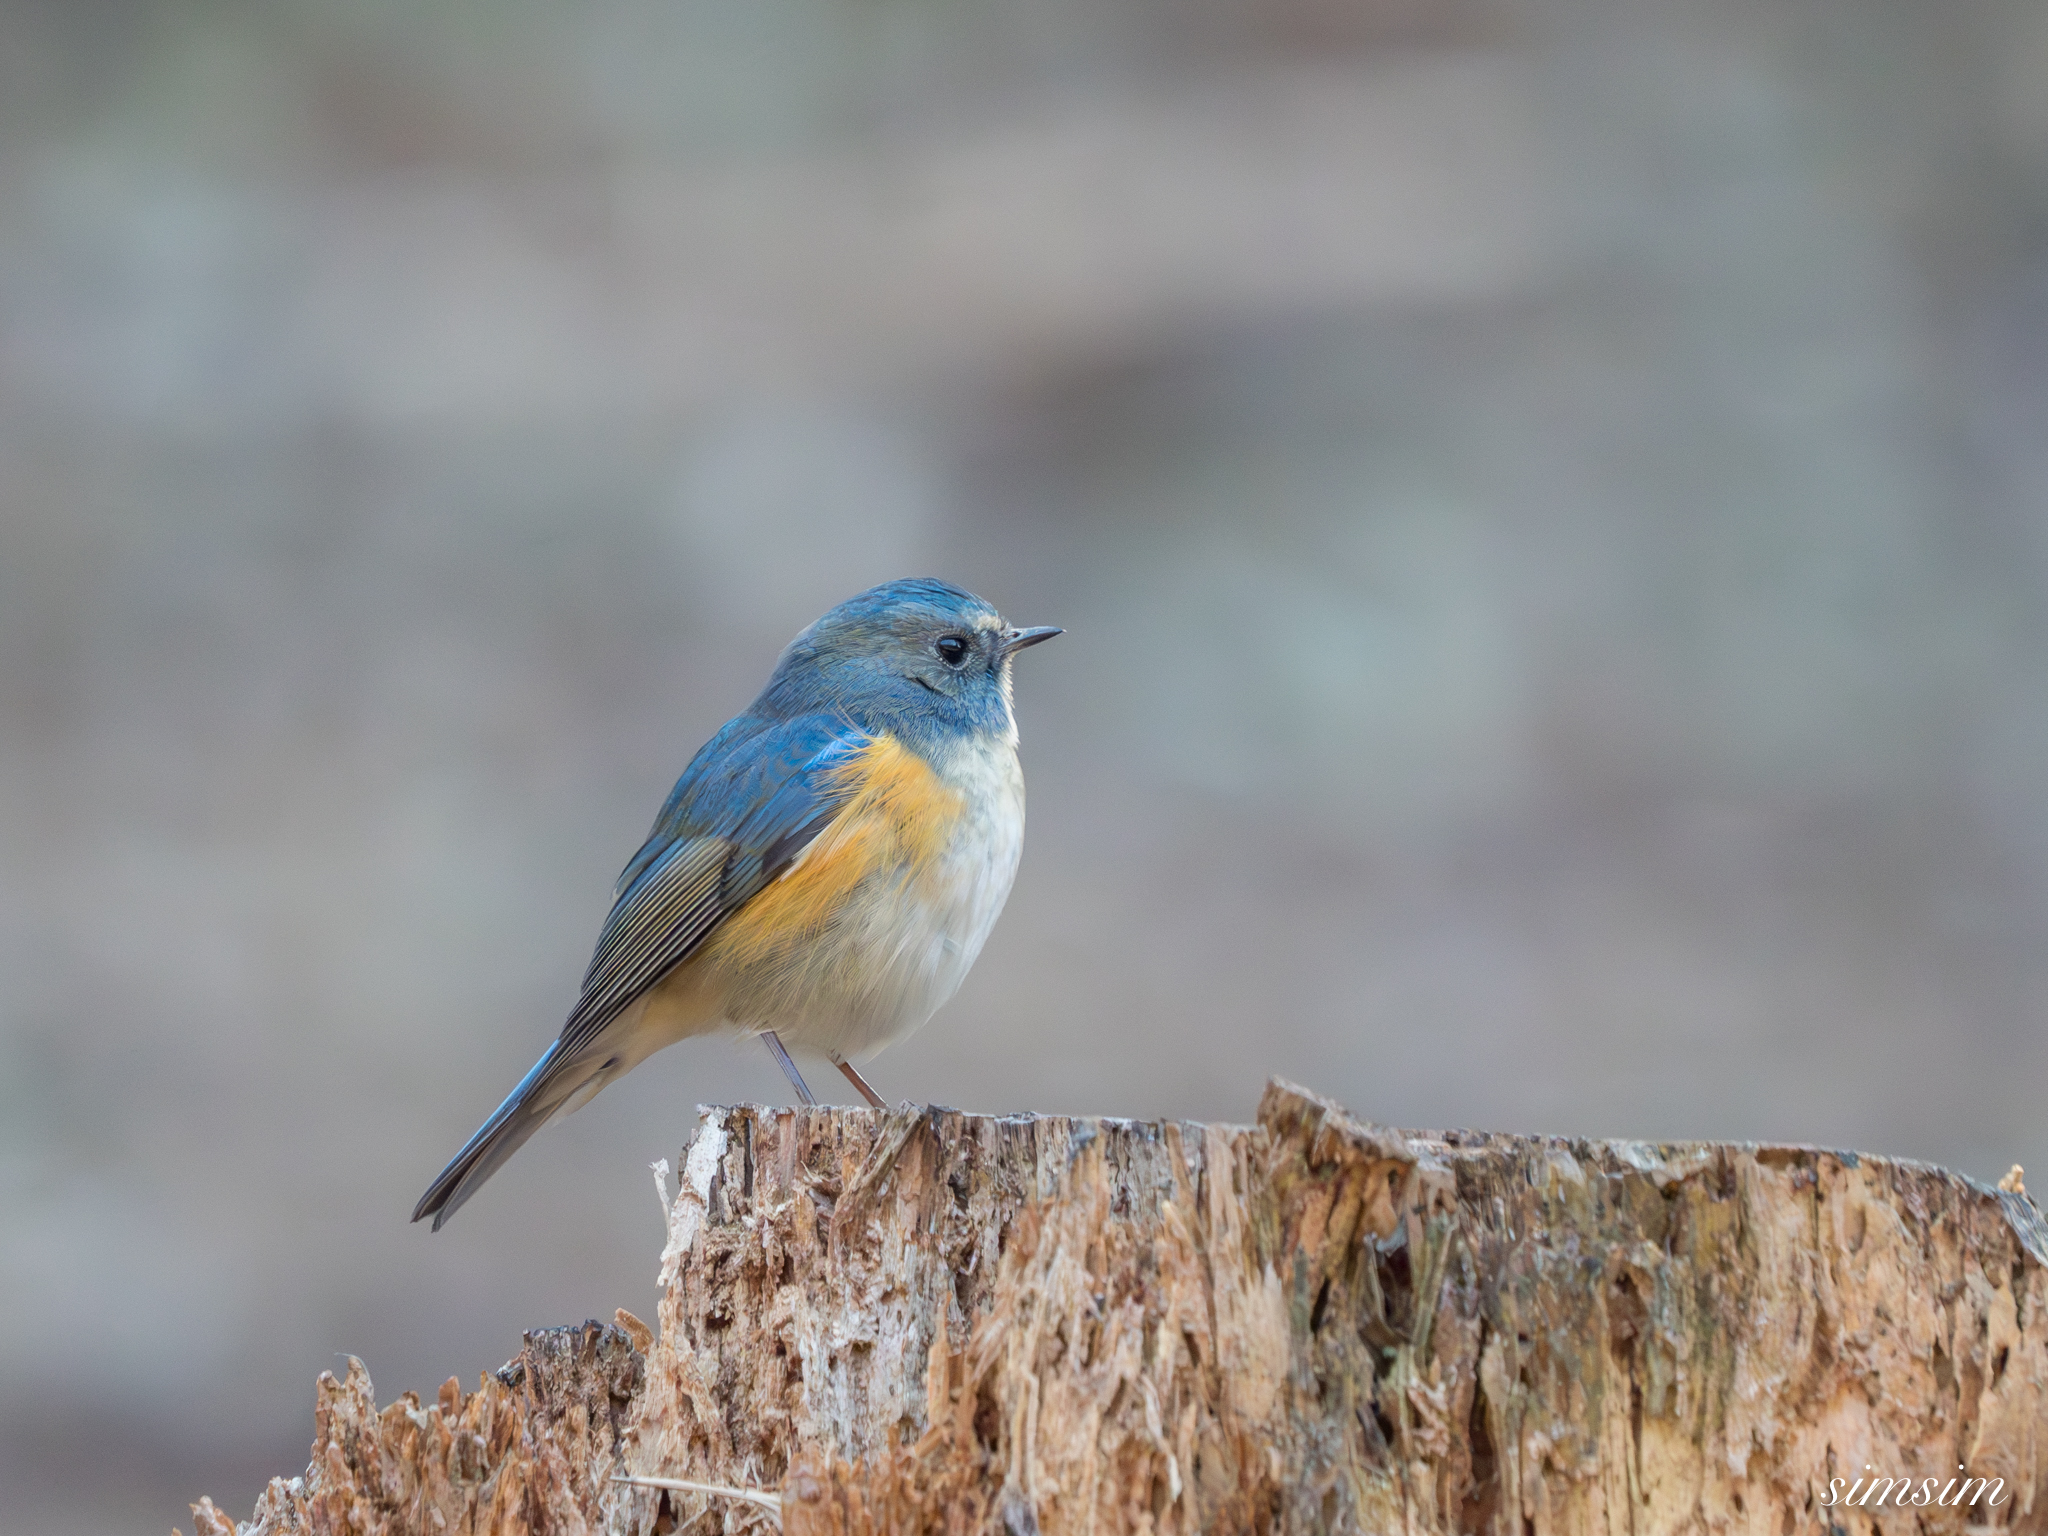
(712, 732, 1026, 1058)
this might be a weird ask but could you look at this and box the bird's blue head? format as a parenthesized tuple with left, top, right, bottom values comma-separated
(761, 578, 1060, 745)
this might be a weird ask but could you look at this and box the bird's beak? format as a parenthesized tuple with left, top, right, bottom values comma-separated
(1000, 625, 1063, 656)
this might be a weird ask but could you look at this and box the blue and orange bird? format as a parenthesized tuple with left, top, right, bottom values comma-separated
(412, 579, 1060, 1228)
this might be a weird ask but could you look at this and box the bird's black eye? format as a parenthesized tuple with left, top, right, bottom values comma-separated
(934, 635, 971, 668)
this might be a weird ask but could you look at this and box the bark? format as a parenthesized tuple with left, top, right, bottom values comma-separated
(201, 1080, 2048, 1536)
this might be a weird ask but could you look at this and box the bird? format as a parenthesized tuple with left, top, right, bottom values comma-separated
(412, 578, 1060, 1229)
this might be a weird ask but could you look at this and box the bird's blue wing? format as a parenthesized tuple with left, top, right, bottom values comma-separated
(412, 710, 868, 1228)
(558, 711, 867, 1058)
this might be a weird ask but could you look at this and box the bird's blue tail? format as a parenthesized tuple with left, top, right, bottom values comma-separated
(412, 1043, 568, 1230)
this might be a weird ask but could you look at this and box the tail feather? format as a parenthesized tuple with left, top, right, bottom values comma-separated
(413, 1043, 568, 1230)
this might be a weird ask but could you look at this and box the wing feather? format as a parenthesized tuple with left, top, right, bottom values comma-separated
(414, 710, 872, 1227)
(559, 834, 731, 1057)
(553, 714, 867, 1063)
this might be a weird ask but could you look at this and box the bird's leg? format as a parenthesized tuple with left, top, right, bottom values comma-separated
(831, 1054, 888, 1109)
(761, 1031, 816, 1105)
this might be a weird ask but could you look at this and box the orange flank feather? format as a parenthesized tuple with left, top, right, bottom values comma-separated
(703, 734, 965, 973)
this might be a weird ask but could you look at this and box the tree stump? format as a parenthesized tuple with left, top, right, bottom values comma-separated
(203, 1080, 2048, 1535)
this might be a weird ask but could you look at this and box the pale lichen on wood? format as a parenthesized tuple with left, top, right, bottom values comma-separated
(206, 1080, 2048, 1535)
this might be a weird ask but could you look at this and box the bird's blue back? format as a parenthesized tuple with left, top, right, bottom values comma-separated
(618, 578, 1009, 897)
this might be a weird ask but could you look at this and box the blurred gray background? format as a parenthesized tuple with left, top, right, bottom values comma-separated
(4, 0, 2048, 1528)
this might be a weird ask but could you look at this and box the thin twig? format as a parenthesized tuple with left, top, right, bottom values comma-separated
(610, 1473, 784, 1518)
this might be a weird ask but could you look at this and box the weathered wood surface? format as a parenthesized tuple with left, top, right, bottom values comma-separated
(208, 1080, 2048, 1535)
(193, 1319, 644, 1536)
